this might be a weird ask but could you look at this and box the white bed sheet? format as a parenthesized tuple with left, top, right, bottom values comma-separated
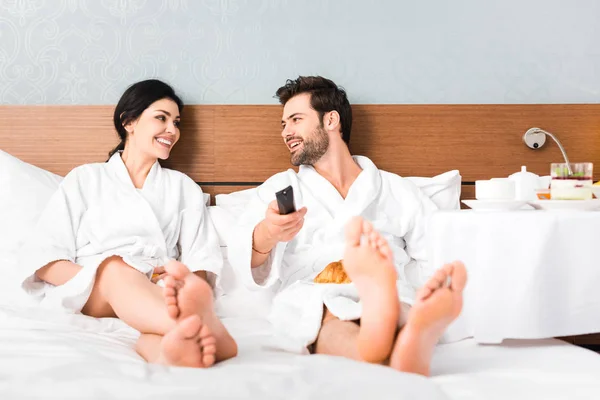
(0, 304, 599, 400)
(0, 305, 444, 400)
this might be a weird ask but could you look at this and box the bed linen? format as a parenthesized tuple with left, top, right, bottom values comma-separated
(0, 304, 444, 400)
(1, 304, 599, 400)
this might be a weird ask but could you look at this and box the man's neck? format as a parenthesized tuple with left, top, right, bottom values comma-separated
(312, 143, 362, 199)
(120, 148, 155, 189)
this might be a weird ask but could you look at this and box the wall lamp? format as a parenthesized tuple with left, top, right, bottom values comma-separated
(522, 127, 572, 175)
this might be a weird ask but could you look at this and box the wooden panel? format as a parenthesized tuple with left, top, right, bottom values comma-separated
(213, 106, 291, 182)
(351, 104, 600, 181)
(0, 106, 115, 176)
(2, 104, 599, 183)
(460, 185, 475, 207)
(0, 105, 215, 181)
(162, 106, 215, 182)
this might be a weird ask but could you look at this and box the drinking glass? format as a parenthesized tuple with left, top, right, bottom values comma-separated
(550, 162, 593, 200)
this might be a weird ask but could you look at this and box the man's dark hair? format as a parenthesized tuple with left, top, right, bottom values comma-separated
(275, 76, 352, 145)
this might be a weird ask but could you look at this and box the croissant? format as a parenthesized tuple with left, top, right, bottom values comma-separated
(313, 260, 352, 284)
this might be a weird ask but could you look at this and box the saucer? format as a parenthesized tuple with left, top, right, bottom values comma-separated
(528, 199, 600, 211)
(462, 199, 528, 211)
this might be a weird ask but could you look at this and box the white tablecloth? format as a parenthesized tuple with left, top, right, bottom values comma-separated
(430, 209, 600, 344)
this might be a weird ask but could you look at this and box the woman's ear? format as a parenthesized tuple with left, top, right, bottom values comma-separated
(123, 120, 136, 135)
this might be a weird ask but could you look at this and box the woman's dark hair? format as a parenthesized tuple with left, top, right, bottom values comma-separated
(275, 76, 352, 145)
(108, 79, 184, 160)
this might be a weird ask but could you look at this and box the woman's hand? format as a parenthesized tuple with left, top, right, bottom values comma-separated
(151, 266, 167, 283)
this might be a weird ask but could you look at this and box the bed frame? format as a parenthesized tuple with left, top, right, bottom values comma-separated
(1, 103, 600, 345)
(1, 104, 599, 202)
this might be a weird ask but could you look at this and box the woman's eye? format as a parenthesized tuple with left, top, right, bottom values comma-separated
(156, 115, 165, 121)
(174, 120, 180, 128)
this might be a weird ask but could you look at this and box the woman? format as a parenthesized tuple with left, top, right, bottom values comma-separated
(18, 79, 237, 368)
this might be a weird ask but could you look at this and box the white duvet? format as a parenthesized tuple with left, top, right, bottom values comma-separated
(1, 304, 600, 400)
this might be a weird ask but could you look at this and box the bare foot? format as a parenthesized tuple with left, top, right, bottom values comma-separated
(163, 260, 238, 362)
(163, 260, 214, 320)
(343, 216, 400, 363)
(157, 315, 217, 368)
(389, 261, 467, 376)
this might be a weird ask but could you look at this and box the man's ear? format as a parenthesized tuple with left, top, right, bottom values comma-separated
(324, 110, 341, 133)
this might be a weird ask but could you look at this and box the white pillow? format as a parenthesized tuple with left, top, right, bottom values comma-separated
(0, 151, 63, 305)
(0, 150, 63, 267)
(214, 170, 462, 212)
(406, 170, 462, 210)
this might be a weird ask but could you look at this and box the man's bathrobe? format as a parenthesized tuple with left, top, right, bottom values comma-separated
(227, 156, 437, 347)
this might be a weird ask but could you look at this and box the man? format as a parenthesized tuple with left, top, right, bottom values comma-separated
(227, 76, 466, 375)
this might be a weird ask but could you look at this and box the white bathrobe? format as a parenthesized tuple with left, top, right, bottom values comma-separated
(227, 156, 437, 347)
(18, 153, 222, 313)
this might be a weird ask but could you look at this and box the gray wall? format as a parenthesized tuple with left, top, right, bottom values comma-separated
(1, 0, 598, 105)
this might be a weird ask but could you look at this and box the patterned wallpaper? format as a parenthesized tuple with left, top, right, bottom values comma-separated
(0, 0, 599, 105)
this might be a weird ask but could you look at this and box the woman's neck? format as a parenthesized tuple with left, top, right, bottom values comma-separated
(120, 148, 155, 189)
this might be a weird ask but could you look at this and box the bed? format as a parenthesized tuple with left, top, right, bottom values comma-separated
(1, 104, 600, 399)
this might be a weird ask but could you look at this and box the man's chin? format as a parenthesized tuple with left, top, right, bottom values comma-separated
(290, 154, 302, 167)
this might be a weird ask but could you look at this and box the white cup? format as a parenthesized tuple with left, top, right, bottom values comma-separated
(475, 179, 515, 200)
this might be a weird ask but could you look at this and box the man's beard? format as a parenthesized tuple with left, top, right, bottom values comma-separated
(291, 125, 329, 166)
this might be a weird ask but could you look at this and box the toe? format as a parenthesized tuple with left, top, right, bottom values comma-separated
(166, 296, 177, 306)
(378, 240, 393, 261)
(362, 219, 374, 236)
(432, 268, 449, 288)
(165, 260, 191, 281)
(201, 351, 216, 367)
(417, 285, 433, 301)
(178, 315, 202, 339)
(164, 275, 176, 290)
(198, 324, 213, 339)
(345, 216, 364, 247)
(449, 261, 467, 291)
(163, 287, 176, 298)
(369, 231, 379, 249)
(167, 304, 180, 319)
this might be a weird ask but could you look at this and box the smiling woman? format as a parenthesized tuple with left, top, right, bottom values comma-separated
(16, 78, 238, 369)
(108, 79, 183, 164)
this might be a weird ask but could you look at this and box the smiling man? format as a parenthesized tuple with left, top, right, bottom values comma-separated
(227, 76, 467, 375)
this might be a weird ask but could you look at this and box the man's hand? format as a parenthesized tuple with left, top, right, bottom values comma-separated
(252, 200, 307, 256)
(263, 200, 307, 243)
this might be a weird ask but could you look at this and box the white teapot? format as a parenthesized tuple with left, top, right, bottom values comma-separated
(508, 166, 551, 201)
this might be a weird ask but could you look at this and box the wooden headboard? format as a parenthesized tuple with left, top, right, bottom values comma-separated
(1, 104, 599, 202)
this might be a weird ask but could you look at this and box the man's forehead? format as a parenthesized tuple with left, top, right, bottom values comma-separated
(282, 94, 313, 120)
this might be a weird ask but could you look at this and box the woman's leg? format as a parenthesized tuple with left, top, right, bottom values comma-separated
(83, 256, 236, 364)
(81, 256, 174, 335)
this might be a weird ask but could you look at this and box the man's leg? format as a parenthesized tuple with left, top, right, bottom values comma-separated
(389, 261, 467, 376)
(313, 301, 412, 362)
(313, 217, 401, 363)
(321, 216, 467, 375)
(313, 308, 362, 361)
